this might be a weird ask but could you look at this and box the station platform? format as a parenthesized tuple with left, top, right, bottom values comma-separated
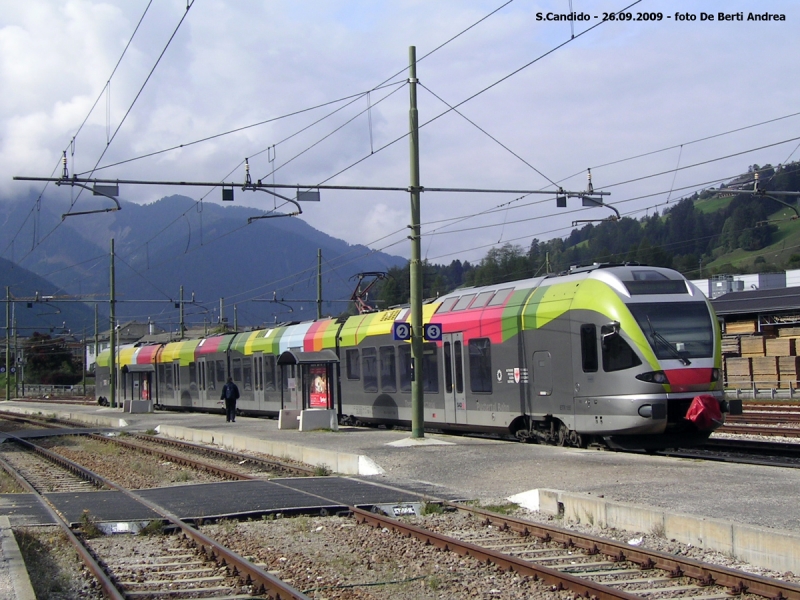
(1, 399, 799, 574)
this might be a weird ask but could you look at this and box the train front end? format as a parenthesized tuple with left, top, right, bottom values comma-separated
(574, 266, 740, 450)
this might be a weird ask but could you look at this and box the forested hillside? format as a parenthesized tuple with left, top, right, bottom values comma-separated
(377, 161, 800, 307)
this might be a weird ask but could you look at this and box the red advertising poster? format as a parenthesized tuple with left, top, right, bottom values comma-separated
(309, 366, 330, 408)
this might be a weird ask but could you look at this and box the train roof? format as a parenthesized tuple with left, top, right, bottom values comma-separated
(436, 263, 690, 303)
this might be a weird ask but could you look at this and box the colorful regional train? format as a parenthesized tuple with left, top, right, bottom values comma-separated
(96, 264, 741, 450)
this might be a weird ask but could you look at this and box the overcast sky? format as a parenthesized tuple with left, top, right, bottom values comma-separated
(2, 0, 799, 265)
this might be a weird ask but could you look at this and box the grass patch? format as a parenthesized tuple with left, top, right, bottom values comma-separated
(14, 527, 81, 598)
(143, 428, 158, 436)
(481, 502, 520, 515)
(138, 520, 165, 536)
(0, 469, 24, 493)
(79, 510, 104, 539)
(313, 464, 332, 476)
(421, 502, 443, 515)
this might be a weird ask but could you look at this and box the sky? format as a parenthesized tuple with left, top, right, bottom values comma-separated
(2, 0, 799, 266)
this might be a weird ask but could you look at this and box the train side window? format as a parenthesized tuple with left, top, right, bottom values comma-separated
(243, 359, 252, 392)
(422, 343, 439, 393)
(164, 364, 173, 391)
(264, 355, 276, 391)
(399, 345, 411, 392)
(215, 360, 225, 388)
(380, 346, 397, 392)
(173, 363, 180, 389)
(469, 338, 492, 393)
(232, 358, 242, 383)
(400, 343, 438, 393)
(436, 297, 458, 313)
(454, 341, 464, 394)
(443, 342, 453, 393)
(602, 327, 642, 372)
(158, 364, 166, 390)
(362, 347, 378, 392)
(189, 363, 197, 387)
(346, 349, 360, 380)
(470, 291, 495, 309)
(487, 287, 513, 306)
(452, 294, 476, 311)
(580, 325, 598, 373)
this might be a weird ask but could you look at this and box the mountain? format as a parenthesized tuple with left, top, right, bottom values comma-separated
(0, 194, 406, 332)
(0, 257, 96, 335)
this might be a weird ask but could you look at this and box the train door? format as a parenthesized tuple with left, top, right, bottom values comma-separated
(197, 358, 209, 404)
(442, 333, 467, 424)
(253, 353, 265, 407)
(172, 361, 182, 405)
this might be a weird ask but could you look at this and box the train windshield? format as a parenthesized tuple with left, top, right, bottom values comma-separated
(628, 302, 714, 359)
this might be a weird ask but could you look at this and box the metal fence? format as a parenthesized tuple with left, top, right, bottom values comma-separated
(18, 384, 95, 398)
(724, 380, 800, 400)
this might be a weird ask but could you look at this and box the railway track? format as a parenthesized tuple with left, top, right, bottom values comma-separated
(2, 422, 799, 599)
(0, 430, 312, 599)
(357, 502, 800, 600)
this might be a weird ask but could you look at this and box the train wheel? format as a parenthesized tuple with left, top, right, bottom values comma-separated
(557, 423, 568, 446)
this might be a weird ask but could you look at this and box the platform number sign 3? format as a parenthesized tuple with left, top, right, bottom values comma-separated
(423, 323, 442, 341)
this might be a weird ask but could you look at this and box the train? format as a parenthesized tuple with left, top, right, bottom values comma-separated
(95, 263, 741, 450)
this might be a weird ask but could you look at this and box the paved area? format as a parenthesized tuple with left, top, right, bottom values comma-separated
(2, 399, 798, 535)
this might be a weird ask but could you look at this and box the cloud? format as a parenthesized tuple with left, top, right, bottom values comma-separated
(2, 0, 799, 263)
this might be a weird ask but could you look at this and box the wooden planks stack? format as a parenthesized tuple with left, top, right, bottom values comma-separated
(740, 336, 767, 357)
(725, 356, 752, 389)
(725, 320, 757, 335)
(779, 356, 800, 388)
(751, 356, 779, 385)
(723, 330, 800, 388)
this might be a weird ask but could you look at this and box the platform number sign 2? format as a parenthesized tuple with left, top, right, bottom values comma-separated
(392, 322, 411, 341)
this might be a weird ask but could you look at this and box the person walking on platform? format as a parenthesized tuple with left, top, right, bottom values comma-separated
(221, 377, 240, 422)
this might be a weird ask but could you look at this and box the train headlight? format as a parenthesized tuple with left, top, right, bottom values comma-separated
(710, 368, 720, 382)
(635, 371, 668, 384)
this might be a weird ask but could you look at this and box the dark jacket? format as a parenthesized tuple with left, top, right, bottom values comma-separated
(221, 381, 240, 402)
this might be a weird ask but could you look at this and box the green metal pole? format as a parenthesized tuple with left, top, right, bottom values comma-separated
(317, 248, 322, 320)
(109, 238, 116, 408)
(5, 286, 10, 401)
(408, 46, 424, 438)
(14, 318, 18, 398)
(82, 327, 86, 397)
(179, 286, 185, 340)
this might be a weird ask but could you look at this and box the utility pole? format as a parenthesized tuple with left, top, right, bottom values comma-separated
(408, 46, 424, 439)
(317, 249, 322, 320)
(82, 327, 86, 397)
(179, 286, 185, 340)
(94, 304, 98, 376)
(13, 318, 18, 398)
(109, 238, 116, 409)
(233, 305, 238, 332)
(5, 286, 10, 401)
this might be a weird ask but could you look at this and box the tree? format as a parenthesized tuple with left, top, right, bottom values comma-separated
(24, 333, 82, 385)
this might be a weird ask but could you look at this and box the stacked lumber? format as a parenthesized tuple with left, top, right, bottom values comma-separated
(779, 356, 800, 388)
(751, 356, 778, 385)
(766, 337, 796, 357)
(725, 357, 752, 389)
(740, 336, 768, 357)
(721, 335, 740, 355)
(726, 320, 757, 335)
(778, 326, 800, 337)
